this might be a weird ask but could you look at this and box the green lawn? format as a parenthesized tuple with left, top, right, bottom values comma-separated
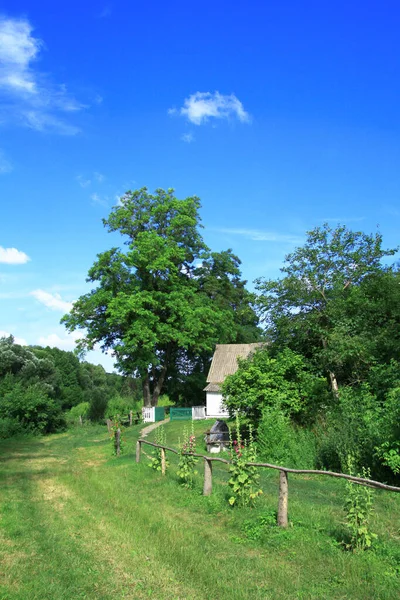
(0, 422, 399, 599)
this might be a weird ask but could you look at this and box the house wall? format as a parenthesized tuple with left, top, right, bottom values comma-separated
(206, 392, 229, 418)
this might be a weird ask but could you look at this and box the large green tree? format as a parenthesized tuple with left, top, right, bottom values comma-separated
(62, 188, 259, 406)
(256, 224, 398, 396)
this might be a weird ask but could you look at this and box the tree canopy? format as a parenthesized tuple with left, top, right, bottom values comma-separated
(62, 188, 260, 406)
(256, 223, 398, 395)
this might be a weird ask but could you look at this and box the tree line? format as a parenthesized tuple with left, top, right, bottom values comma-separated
(0, 338, 141, 437)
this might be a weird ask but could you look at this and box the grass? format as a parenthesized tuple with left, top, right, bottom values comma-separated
(0, 422, 399, 599)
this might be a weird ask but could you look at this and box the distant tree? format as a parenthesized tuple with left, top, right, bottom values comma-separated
(62, 188, 260, 406)
(256, 224, 398, 396)
(222, 347, 327, 424)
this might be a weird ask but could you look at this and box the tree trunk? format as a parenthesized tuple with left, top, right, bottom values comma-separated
(321, 338, 339, 397)
(151, 362, 168, 406)
(142, 375, 151, 407)
(328, 370, 339, 397)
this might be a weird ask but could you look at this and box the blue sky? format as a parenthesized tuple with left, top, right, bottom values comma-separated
(1, 1, 400, 371)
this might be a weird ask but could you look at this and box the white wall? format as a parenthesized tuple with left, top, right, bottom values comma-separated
(206, 392, 229, 418)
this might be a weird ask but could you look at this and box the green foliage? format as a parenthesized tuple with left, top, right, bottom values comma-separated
(256, 224, 398, 397)
(149, 425, 169, 471)
(157, 394, 174, 407)
(223, 347, 326, 424)
(0, 417, 24, 439)
(257, 407, 317, 468)
(104, 394, 140, 419)
(68, 402, 90, 424)
(343, 459, 377, 552)
(62, 187, 260, 407)
(228, 415, 262, 507)
(177, 422, 198, 488)
(376, 441, 400, 476)
(0, 336, 133, 437)
(241, 511, 277, 540)
(0, 382, 65, 434)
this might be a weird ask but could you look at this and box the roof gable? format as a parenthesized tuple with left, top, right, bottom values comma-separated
(206, 343, 263, 384)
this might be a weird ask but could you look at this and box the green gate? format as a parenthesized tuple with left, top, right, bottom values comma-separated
(154, 407, 165, 422)
(170, 407, 192, 421)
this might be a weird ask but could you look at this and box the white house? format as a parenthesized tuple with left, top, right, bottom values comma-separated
(204, 343, 262, 418)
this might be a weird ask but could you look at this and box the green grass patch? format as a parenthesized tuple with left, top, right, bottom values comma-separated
(0, 422, 399, 599)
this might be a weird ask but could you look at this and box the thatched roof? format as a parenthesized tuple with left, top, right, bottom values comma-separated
(205, 343, 263, 390)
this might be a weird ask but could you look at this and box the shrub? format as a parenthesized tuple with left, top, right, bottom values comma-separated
(0, 417, 24, 439)
(343, 457, 377, 552)
(68, 402, 90, 425)
(0, 382, 65, 434)
(257, 407, 317, 468)
(228, 415, 262, 507)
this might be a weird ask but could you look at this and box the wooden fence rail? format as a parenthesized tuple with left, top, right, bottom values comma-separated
(135, 438, 400, 527)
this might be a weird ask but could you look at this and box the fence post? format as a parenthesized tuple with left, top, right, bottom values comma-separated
(161, 447, 166, 475)
(129, 410, 133, 426)
(115, 428, 121, 457)
(106, 419, 112, 434)
(203, 458, 213, 496)
(136, 440, 141, 463)
(277, 470, 288, 527)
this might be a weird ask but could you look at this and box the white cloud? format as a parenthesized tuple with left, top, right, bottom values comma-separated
(38, 330, 83, 351)
(0, 16, 84, 134)
(214, 227, 303, 244)
(170, 92, 251, 126)
(181, 132, 194, 143)
(30, 289, 73, 312)
(0, 150, 12, 173)
(0, 245, 30, 264)
(0, 330, 27, 345)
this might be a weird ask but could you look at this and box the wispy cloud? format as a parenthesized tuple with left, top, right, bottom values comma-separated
(181, 132, 194, 143)
(76, 174, 91, 188)
(0, 329, 27, 345)
(213, 227, 303, 244)
(94, 171, 105, 183)
(90, 192, 109, 207)
(169, 91, 251, 126)
(321, 217, 365, 224)
(30, 289, 73, 312)
(0, 150, 12, 173)
(0, 245, 30, 264)
(0, 16, 85, 134)
(76, 172, 105, 187)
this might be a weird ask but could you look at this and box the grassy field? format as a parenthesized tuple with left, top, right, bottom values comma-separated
(0, 421, 399, 600)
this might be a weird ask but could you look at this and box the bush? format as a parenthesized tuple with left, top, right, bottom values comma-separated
(0, 417, 24, 439)
(87, 387, 108, 421)
(104, 394, 140, 419)
(0, 382, 65, 434)
(315, 385, 382, 475)
(257, 406, 317, 469)
(68, 402, 90, 425)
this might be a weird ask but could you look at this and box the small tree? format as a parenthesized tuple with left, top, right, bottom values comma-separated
(68, 401, 90, 425)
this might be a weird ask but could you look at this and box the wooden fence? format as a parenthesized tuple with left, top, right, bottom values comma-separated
(135, 438, 400, 527)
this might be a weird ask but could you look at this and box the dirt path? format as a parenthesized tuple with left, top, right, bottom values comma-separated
(140, 417, 170, 438)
